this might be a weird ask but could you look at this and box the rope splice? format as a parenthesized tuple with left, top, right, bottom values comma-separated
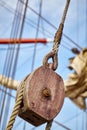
(43, 0, 70, 71)
(43, 0, 70, 130)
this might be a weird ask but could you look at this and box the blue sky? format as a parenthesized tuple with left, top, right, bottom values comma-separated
(0, 0, 87, 130)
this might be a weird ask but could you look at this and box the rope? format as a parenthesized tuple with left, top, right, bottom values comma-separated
(45, 120, 53, 130)
(6, 0, 29, 128)
(52, 23, 63, 53)
(31, 0, 43, 71)
(6, 81, 25, 130)
(61, 0, 70, 24)
(52, 0, 70, 54)
(43, 0, 70, 71)
(44, 1, 70, 129)
(6, 1, 70, 130)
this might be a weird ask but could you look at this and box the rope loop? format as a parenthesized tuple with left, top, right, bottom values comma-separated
(43, 51, 58, 71)
(43, 0, 70, 71)
(43, 23, 63, 71)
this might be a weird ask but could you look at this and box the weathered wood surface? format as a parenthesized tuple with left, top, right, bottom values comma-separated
(18, 66, 65, 126)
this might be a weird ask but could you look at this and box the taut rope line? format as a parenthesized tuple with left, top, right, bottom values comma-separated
(44, 0, 70, 130)
(43, 0, 70, 71)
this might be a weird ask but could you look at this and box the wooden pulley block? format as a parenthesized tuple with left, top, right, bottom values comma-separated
(17, 66, 65, 126)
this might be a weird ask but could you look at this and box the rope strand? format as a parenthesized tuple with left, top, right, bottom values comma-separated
(61, 0, 70, 24)
(52, 0, 70, 54)
(6, 81, 25, 130)
(45, 120, 53, 130)
(43, 0, 70, 71)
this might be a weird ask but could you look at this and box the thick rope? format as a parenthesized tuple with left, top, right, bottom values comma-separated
(43, 0, 70, 71)
(6, 0, 29, 128)
(52, 0, 70, 54)
(6, 81, 25, 130)
(52, 23, 63, 53)
(61, 0, 70, 24)
(45, 120, 53, 130)
(44, 1, 70, 129)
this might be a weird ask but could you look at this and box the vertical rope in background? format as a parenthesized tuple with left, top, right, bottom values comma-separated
(6, 0, 29, 129)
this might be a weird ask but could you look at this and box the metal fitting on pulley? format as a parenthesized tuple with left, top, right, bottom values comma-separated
(43, 51, 58, 71)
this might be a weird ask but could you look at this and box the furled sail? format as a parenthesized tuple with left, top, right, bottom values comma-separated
(64, 48, 87, 109)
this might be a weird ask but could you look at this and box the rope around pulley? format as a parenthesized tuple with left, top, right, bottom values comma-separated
(6, 81, 26, 130)
(44, 0, 70, 130)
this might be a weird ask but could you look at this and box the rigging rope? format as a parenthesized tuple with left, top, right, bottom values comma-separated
(0, 0, 21, 127)
(6, 0, 29, 129)
(54, 120, 71, 130)
(31, 0, 43, 71)
(6, 80, 26, 130)
(0, 0, 83, 51)
(0, 0, 82, 49)
(0, 0, 54, 38)
(0, 0, 86, 130)
(52, 0, 70, 53)
(43, 0, 70, 71)
(6, 1, 70, 130)
(1, 0, 24, 129)
(43, 0, 70, 129)
(26, 2, 82, 50)
(46, 120, 53, 130)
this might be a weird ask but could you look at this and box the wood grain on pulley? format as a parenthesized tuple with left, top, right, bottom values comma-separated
(17, 66, 65, 126)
